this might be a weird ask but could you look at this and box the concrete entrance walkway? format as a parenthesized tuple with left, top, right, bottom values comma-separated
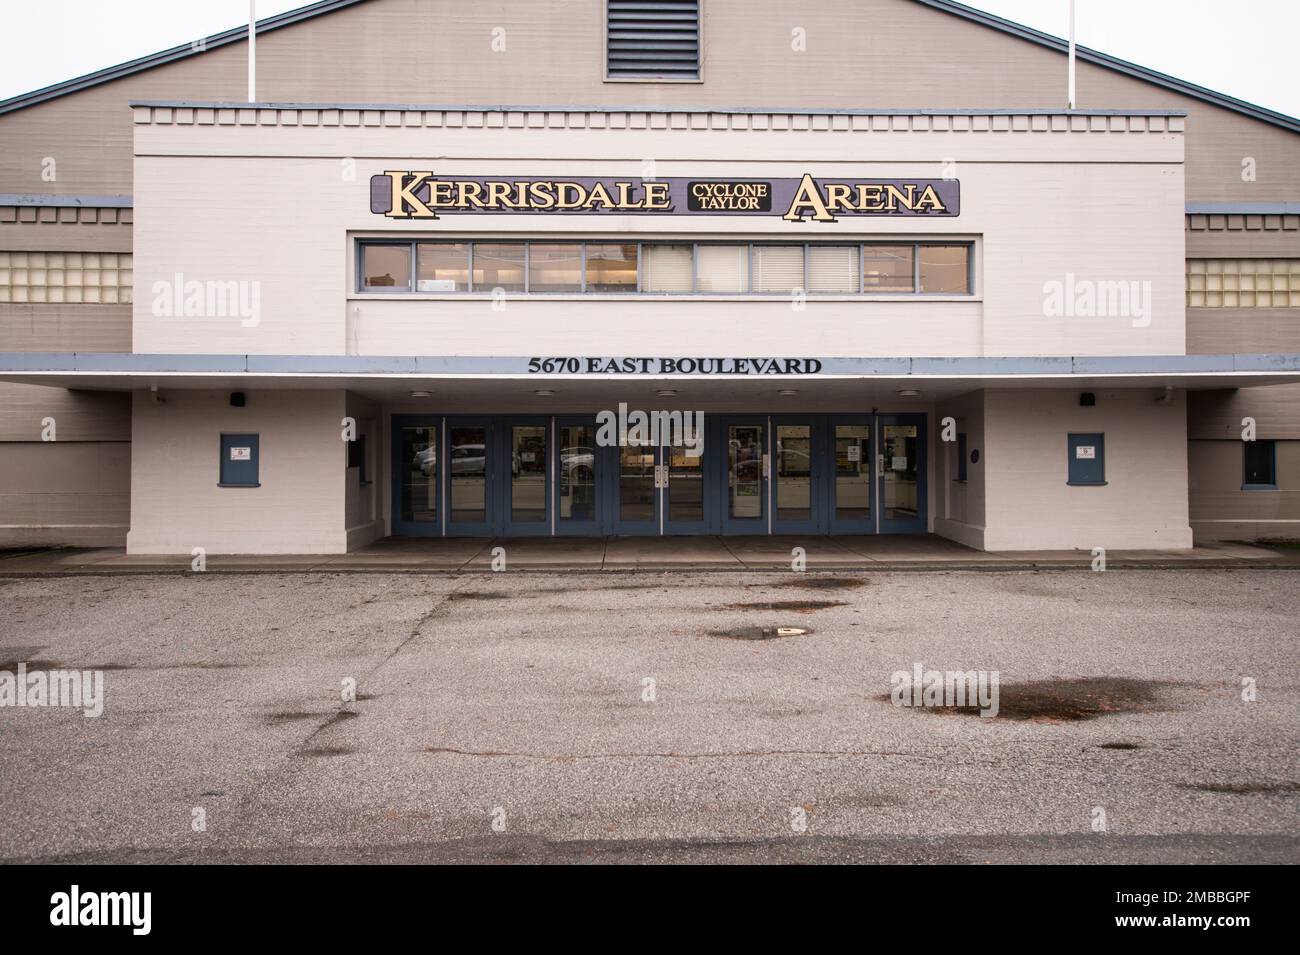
(0, 536, 1294, 575)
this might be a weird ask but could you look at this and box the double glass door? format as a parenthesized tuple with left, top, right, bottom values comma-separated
(772, 417, 875, 534)
(770, 415, 925, 534)
(601, 416, 768, 536)
(393, 416, 552, 537)
(394, 413, 924, 537)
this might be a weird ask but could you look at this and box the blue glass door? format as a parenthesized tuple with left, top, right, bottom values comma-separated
(771, 417, 820, 534)
(392, 415, 441, 537)
(555, 417, 602, 535)
(605, 440, 660, 535)
(500, 417, 551, 536)
(663, 416, 715, 534)
(445, 418, 494, 536)
(877, 413, 926, 533)
(720, 417, 768, 535)
(827, 418, 875, 534)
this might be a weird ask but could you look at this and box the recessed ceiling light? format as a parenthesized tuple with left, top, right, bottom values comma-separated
(777, 388, 799, 396)
(896, 388, 922, 398)
(409, 390, 432, 398)
(533, 389, 556, 396)
(655, 388, 678, 397)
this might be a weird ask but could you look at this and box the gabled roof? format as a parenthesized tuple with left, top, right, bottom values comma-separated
(1, 0, 1296, 134)
(916, 0, 1299, 132)
(0, 0, 370, 115)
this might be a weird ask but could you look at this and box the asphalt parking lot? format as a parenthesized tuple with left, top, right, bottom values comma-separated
(0, 569, 1296, 863)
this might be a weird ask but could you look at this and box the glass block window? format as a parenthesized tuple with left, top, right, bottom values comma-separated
(1186, 259, 1300, 308)
(0, 251, 133, 304)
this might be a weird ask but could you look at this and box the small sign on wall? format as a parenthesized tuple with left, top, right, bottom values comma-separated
(1067, 433, 1105, 486)
(220, 433, 260, 487)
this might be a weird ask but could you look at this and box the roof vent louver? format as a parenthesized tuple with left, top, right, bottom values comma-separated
(606, 0, 701, 80)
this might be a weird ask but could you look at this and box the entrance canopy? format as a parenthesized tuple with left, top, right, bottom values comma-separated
(3, 352, 1299, 406)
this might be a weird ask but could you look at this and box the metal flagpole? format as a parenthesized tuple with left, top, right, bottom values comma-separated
(248, 0, 257, 103)
(1067, 0, 1076, 109)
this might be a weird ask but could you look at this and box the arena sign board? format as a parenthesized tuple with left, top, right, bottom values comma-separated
(371, 172, 959, 222)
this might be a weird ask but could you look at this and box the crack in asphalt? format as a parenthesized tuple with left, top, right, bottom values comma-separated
(422, 746, 929, 761)
(211, 583, 472, 829)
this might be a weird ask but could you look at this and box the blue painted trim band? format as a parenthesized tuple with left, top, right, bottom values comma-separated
(3, 353, 1300, 377)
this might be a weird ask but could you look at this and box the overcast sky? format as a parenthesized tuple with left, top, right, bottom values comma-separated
(2, 0, 1296, 117)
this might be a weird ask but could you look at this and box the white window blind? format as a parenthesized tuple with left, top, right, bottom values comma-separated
(807, 246, 858, 293)
(641, 244, 693, 291)
(696, 245, 749, 292)
(752, 245, 804, 293)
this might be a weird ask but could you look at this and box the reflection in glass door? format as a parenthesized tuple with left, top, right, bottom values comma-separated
(557, 421, 599, 534)
(723, 420, 766, 534)
(879, 414, 926, 533)
(505, 423, 548, 534)
(663, 439, 708, 533)
(773, 422, 816, 533)
(612, 440, 659, 534)
(394, 419, 438, 536)
(448, 422, 492, 534)
(830, 422, 873, 533)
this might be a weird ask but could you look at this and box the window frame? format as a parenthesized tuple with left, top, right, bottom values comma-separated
(356, 238, 976, 298)
(1242, 439, 1278, 490)
(357, 239, 415, 294)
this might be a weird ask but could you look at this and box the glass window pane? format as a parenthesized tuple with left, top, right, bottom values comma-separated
(919, 245, 969, 293)
(416, 243, 469, 292)
(449, 426, 488, 523)
(473, 243, 525, 292)
(696, 245, 749, 293)
(776, 424, 812, 521)
(641, 244, 693, 292)
(834, 424, 871, 521)
(362, 244, 410, 290)
(752, 245, 804, 293)
(882, 425, 919, 520)
(863, 245, 915, 292)
(559, 426, 597, 522)
(529, 243, 582, 292)
(511, 426, 547, 522)
(400, 426, 436, 523)
(620, 445, 656, 522)
(1243, 440, 1276, 486)
(667, 440, 704, 523)
(807, 245, 858, 293)
(727, 425, 764, 520)
(586, 243, 638, 292)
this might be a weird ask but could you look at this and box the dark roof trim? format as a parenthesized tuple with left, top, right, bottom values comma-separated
(131, 100, 1186, 118)
(1186, 202, 1300, 215)
(0, 0, 370, 116)
(2, 0, 1295, 134)
(0, 194, 132, 208)
(912, 0, 1300, 133)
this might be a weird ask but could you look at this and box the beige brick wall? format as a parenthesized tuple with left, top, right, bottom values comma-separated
(933, 389, 986, 549)
(0, 440, 129, 547)
(1189, 438, 1300, 541)
(982, 388, 1193, 550)
(126, 389, 348, 554)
